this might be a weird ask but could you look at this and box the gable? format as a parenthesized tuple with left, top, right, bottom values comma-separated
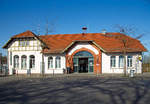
(67, 42, 99, 55)
(3, 30, 47, 49)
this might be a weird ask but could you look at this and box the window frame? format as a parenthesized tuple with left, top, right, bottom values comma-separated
(29, 55, 35, 69)
(55, 56, 61, 69)
(119, 55, 124, 68)
(110, 56, 116, 68)
(48, 56, 53, 69)
(127, 56, 132, 67)
(21, 55, 27, 69)
(19, 40, 30, 47)
(14, 55, 19, 68)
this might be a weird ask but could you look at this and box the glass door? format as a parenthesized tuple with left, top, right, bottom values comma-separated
(88, 57, 94, 72)
(73, 51, 94, 73)
(73, 58, 78, 72)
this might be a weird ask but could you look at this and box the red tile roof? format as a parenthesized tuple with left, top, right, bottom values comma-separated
(12, 30, 36, 38)
(39, 32, 147, 53)
(3, 30, 147, 53)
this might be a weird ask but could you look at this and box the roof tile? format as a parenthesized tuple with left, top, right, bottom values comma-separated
(12, 30, 36, 38)
(39, 33, 147, 53)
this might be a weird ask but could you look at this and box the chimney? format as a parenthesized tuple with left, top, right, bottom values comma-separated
(101, 29, 107, 34)
(82, 27, 87, 36)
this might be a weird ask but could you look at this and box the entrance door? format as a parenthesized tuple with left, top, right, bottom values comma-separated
(73, 51, 94, 73)
(79, 58, 88, 73)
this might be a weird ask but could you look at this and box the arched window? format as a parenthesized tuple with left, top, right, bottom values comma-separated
(55, 56, 61, 68)
(127, 56, 132, 67)
(74, 51, 93, 57)
(110, 56, 116, 67)
(30, 55, 35, 68)
(48, 57, 53, 69)
(14, 55, 19, 68)
(119, 55, 124, 68)
(21, 55, 27, 69)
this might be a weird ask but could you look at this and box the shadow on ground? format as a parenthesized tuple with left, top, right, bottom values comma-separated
(0, 76, 150, 104)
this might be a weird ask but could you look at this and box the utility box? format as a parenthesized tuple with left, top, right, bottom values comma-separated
(130, 69, 135, 77)
(27, 69, 31, 75)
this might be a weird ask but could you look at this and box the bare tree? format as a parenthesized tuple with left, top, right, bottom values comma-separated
(45, 18, 56, 35)
(31, 23, 41, 35)
(32, 18, 56, 36)
(114, 24, 144, 76)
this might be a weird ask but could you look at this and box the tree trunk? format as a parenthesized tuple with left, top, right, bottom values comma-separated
(123, 51, 127, 76)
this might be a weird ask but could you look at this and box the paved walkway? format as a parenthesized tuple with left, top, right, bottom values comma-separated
(0, 73, 150, 104)
(1, 72, 150, 80)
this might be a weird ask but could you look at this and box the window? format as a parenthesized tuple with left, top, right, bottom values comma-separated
(48, 57, 53, 69)
(127, 56, 132, 67)
(110, 56, 116, 67)
(55, 56, 61, 68)
(14, 55, 19, 68)
(19, 41, 29, 47)
(21, 55, 27, 69)
(74, 51, 93, 57)
(26, 41, 29, 46)
(30, 55, 35, 68)
(119, 56, 124, 68)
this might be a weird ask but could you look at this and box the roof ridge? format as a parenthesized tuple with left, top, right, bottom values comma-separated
(39, 32, 122, 37)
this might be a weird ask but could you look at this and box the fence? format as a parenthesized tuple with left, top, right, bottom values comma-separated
(0, 65, 8, 75)
(142, 63, 150, 72)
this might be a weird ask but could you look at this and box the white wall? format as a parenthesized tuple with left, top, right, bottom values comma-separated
(102, 52, 142, 74)
(44, 54, 66, 74)
(8, 51, 42, 75)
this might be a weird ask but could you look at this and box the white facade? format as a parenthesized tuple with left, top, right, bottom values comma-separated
(9, 51, 42, 74)
(102, 52, 142, 74)
(8, 39, 67, 75)
(8, 39, 43, 75)
(7, 38, 143, 75)
(44, 54, 66, 74)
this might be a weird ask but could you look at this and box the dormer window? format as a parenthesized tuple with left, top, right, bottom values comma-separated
(19, 41, 29, 46)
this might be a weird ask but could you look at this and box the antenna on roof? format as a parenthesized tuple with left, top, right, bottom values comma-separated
(45, 19, 49, 35)
(37, 24, 40, 36)
(31, 22, 40, 36)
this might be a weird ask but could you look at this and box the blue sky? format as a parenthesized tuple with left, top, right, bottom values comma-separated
(0, 0, 150, 55)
